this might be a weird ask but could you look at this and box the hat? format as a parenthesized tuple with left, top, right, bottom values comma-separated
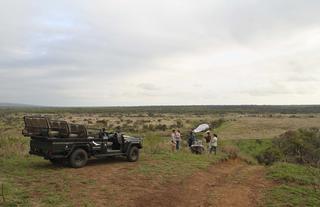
(206, 130, 211, 134)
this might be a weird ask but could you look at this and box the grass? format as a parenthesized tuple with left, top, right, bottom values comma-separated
(266, 185, 320, 207)
(0, 130, 229, 206)
(266, 162, 320, 207)
(0, 155, 74, 207)
(220, 138, 272, 164)
(1, 110, 320, 206)
(136, 151, 228, 181)
(267, 162, 320, 186)
(131, 132, 229, 183)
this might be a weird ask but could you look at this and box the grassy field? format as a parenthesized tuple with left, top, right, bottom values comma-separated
(0, 107, 320, 206)
(266, 162, 320, 206)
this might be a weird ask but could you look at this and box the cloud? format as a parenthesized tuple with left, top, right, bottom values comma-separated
(137, 83, 159, 91)
(0, 0, 320, 106)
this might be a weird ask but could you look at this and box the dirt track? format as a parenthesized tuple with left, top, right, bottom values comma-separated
(65, 159, 271, 207)
(133, 159, 271, 207)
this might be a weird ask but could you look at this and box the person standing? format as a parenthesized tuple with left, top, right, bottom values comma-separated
(188, 130, 196, 147)
(171, 130, 176, 152)
(175, 130, 182, 150)
(204, 131, 212, 152)
(210, 134, 218, 154)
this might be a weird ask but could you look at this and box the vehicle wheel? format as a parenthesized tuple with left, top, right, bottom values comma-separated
(127, 146, 139, 162)
(69, 149, 88, 168)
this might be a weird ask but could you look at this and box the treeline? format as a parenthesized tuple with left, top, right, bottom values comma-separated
(1, 105, 320, 114)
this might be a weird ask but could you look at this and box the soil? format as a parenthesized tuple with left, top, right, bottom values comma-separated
(65, 158, 272, 207)
(133, 159, 272, 207)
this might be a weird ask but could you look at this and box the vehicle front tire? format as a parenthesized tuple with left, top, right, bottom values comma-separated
(127, 146, 139, 162)
(69, 148, 88, 168)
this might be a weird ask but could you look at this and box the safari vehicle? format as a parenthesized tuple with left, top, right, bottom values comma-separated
(22, 116, 143, 168)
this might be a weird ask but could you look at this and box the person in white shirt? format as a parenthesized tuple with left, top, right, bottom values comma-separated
(171, 130, 176, 152)
(210, 134, 218, 154)
(175, 130, 182, 150)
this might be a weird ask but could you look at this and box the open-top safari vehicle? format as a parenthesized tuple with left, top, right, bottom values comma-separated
(189, 124, 208, 154)
(22, 116, 143, 168)
(190, 140, 205, 154)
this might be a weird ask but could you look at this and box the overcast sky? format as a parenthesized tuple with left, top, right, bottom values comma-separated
(0, 0, 320, 106)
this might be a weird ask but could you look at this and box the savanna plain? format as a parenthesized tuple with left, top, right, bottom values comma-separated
(0, 106, 319, 207)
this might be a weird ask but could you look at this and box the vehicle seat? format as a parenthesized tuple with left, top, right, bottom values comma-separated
(48, 130, 60, 137)
(112, 133, 121, 150)
(68, 124, 87, 138)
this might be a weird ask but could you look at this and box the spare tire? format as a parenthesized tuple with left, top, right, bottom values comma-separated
(69, 148, 88, 168)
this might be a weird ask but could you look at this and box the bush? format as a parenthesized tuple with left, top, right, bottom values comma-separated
(221, 145, 239, 159)
(258, 128, 320, 167)
(209, 118, 227, 129)
(257, 147, 283, 165)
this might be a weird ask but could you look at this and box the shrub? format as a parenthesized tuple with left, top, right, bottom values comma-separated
(257, 147, 283, 165)
(221, 145, 239, 159)
(176, 120, 184, 128)
(258, 128, 320, 167)
(209, 118, 227, 129)
(155, 124, 167, 131)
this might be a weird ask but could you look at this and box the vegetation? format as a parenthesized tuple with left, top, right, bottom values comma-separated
(258, 128, 320, 166)
(1, 107, 320, 206)
(265, 162, 320, 207)
(2, 105, 320, 115)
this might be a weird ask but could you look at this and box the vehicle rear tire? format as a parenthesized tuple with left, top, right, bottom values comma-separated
(69, 149, 88, 168)
(127, 146, 139, 162)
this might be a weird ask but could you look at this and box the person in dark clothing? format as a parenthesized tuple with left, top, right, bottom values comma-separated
(188, 130, 196, 147)
(99, 128, 108, 138)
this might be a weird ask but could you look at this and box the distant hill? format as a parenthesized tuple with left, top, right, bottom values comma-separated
(0, 102, 40, 107)
(1, 104, 320, 114)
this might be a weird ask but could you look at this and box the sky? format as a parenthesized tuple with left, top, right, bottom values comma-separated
(0, 0, 320, 106)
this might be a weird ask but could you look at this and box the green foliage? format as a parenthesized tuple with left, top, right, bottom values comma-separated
(256, 147, 283, 165)
(259, 128, 320, 166)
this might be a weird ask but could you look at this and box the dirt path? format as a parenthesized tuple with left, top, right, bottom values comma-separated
(133, 159, 272, 207)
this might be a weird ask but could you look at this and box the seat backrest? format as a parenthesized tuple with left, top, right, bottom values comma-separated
(68, 124, 88, 138)
(50, 120, 70, 138)
(23, 116, 50, 136)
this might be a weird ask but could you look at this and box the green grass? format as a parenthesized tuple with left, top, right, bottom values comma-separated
(131, 132, 229, 182)
(223, 139, 272, 158)
(267, 162, 320, 186)
(0, 155, 73, 207)
(266, 162, 320, 207)
(266, 185, 320, 207)
(135, 151, 228, 180)
(219, 138, 272, 164)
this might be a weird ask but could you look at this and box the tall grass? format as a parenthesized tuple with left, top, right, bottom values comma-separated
(0, 136, 29, 158)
